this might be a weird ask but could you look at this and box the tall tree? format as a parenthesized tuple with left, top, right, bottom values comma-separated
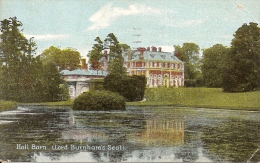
(175, 42, 201, 87)
(41, 46, 81, 71)
(41, 62, 65, 102)
(87, 37, 104, 70)
(0, 17, 40, 102)
(202, 44, 230, 87)
(88, 33, 128, 75)
(222, 22, 260, 92)
(104, 33, 126, 75)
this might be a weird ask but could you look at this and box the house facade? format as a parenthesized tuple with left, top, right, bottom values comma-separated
(122, 46, 184, 87)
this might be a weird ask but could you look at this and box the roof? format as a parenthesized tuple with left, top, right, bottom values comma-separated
(60, 69, 108, 76)
(123, 50, 182, 62)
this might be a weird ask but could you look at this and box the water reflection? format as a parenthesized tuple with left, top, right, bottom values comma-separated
(134, 119, 184, 146)
(0, 106, 259, 162)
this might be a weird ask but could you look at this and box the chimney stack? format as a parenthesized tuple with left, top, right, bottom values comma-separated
(147, 46, 150, 51)
(104, 50, 108, 71)
(81, 58, 88, 70)
(158, 47, 162, 52)
(137, 47, 146, 60)
(152, 46, 157, 52)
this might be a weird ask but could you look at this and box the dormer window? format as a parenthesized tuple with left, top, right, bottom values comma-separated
(150, 54, 155, 58)
(160, 55, 165, 59)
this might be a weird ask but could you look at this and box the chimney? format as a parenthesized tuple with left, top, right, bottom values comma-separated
(128, 50, 132, 61)
(104, 50, 108, 61)
(104, 50, 108, 71)
(147, 46, 150, 51)
(158, 47, 162, 52)
(81, 58, 88, 70)
(137, 47, 146, 60)
(152, 46, 157, 52)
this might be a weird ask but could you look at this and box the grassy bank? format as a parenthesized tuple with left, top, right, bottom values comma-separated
(19, 100, 73, 106)
(127, 88, 260, 110)
(20, 88, 260, 110)
(0, 100, 17, 111)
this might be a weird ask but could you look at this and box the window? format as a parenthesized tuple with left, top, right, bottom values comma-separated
(149, 74, 153, 86)
(69, 86, 75, 97)
(158, 74, 162, 85)
(154, 74, 157, 86)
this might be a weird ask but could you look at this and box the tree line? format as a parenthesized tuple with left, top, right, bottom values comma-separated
(0, 17, 78, 102)
(0, 17, 259, 104)
(88, 22, 260, 92)
(169, 22, 260, 92)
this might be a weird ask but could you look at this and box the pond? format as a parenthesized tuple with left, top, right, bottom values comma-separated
(0, 106, 259, 162)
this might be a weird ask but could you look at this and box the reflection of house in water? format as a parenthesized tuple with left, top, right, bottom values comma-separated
(61, 130, 107, 142)
(134, 119, 184, 146)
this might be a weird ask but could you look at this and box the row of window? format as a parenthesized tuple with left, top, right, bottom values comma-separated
(127, 62, 184, 70)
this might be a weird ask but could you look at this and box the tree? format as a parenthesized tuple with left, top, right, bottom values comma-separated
(175, 43, 202, 87)
(202, 44, 230, 87)
(87, 37, 104, 70)
(41, 46, 81, 71)
(41, 62, 65, 102)
(0, 17, 41, 102)
(88, 33, 128, 75)
(222, 22, 260, 92)
(104, 33, 127, 75)
(0, 17, 68, 102)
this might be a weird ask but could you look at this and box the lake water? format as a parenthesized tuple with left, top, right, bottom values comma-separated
(0, 106, 259, 162)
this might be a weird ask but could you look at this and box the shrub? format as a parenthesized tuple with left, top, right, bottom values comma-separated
(104, 74, 146, 101)
(72, 91, 125, 111)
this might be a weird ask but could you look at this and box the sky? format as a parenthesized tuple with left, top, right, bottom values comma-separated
(0, 0, 259, 59)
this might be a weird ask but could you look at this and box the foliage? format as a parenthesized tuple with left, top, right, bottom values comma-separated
(222, 22, 260, 92)
(0, 100, 17, 111)
(87, 37, 104, 70)
(58, 83, 70, 101)
(104, 74, 146, 101)
(0, 17, 40, 102)
(202, 44, 230, 87)
(41, 62, 67, 102)
(174, 43, 202, 87)
(72, 91, 125, 111)
(0, 17, 68, 102)
(88, 33, 128, 75)
(89, 78, 104, 91)
(41, 46, 81, 71)
(104, 33, 127, 75)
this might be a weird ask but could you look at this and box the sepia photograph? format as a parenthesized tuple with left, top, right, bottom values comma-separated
(0, 0, 259, 162)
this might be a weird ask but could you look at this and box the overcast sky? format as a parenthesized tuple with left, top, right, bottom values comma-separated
(0, 0, 259, 58)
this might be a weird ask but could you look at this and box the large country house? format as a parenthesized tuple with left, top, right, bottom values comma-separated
(61, 46, 184, 98)
(122, 46, 184, 87)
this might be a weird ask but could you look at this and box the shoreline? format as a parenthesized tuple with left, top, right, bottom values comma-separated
(15, 102, 260, 112)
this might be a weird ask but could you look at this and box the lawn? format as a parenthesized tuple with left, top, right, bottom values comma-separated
(18, 88, 260, 110)
(127, 87, 260, 110)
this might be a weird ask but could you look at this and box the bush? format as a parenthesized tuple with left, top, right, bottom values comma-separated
(72, 91, 125, 111)
(104, 74, 146, 101)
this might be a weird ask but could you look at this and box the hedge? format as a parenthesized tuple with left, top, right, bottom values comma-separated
(72, 90, 125, 111)
(104, 74, 146, 102)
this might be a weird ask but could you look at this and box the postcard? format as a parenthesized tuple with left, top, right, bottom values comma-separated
(0, 0, 259, 162)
